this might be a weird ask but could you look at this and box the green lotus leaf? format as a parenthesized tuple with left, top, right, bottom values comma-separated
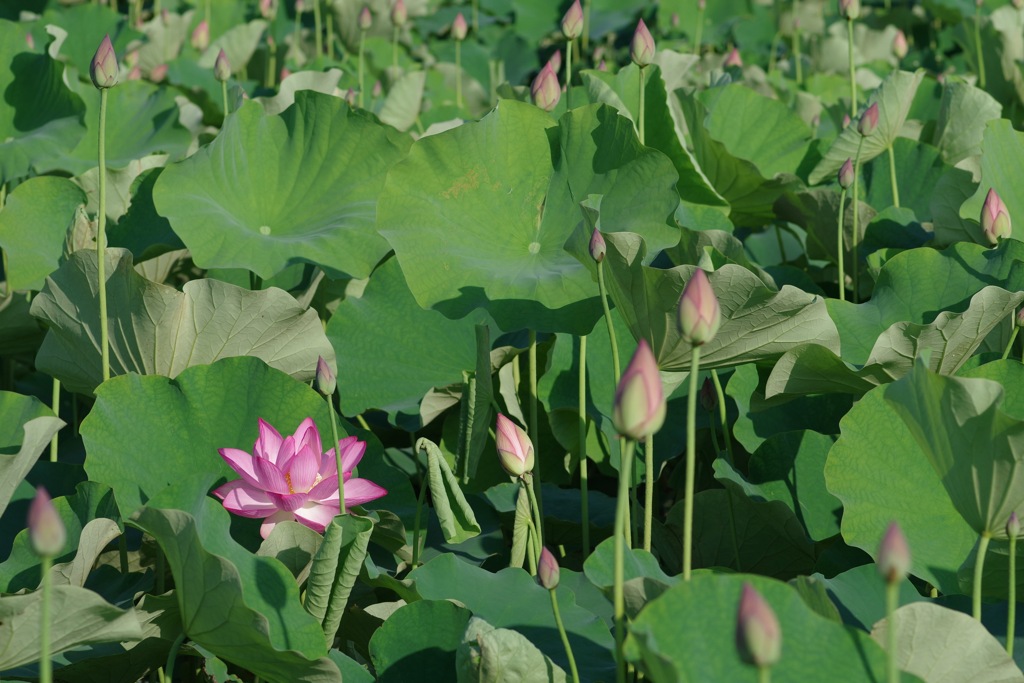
(0, 391, 63, 519)
(153, 91, 410, 280)
(39, 4, 141, 77)
(623, 572, 924, 683)
(931, 167, 981, 246)
(809, 70, 926, 185)
(932, 81, 1002, 167)
(368, 600, 473, 683)
(30, 248, 333, 395)
(774, 188, 876, 268)
(959, 120, 1024, 243)
(600, 231, 840, 371)
(861, 139, 953, 220)
(0, 19, 86, 184)
(377, 100, 680, 334)
(195, 18, 268, 73)
(815, 564, 926, 632)
(132, 503, 340, 682)
(456, 616, 569, 683)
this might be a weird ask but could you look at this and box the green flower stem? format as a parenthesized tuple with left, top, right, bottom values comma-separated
(597, 262, 621, 383)
(565, 40, 573, 110)
(758, 665, 771, 683)
(852, 135, 865, 304)
(204, 0, 211, 27)
(97, 88, 110, 383)
(266, 40, 277, 88)
(411, 456, 427, 567)
(837, 187, 848, 302)
(710, 369, 733, 464)
(1009, 533, 1017, 656)
(637, 65, 646, 145)
(1003, 327, 1019, 360)
(529, 329, 543, 531)
(708, 404, 722, 454)
(326, 12, 334, 60)
(164, 631, 187, 682)
(525, 473, 545, 551)
(358, 28, 367, 109)
(612, 438, 636, 683)
(118, 535, 128, 573)
(392, 26, 400, 69)
(793, 23, 803, 85)
(582, 0, 592, 51)
(847, 18, 857, 118)
(549, 588, 582, 683)
(887, 145, 900, 208)
(39, 554, 53, 683)
(975, 8, 986, 89)
(768, 32, 780, 75)
(293, 8, 302, 61)
(683, 347, 702, 580)
(579, 335, 590, 557)
(886, 580, 899, 683)
(455, 39, 463, 110)
(328, 394, 345, 512)
(49, 378, 60, 462)
(643, 437, 653, 552)
(472, 0, 479, 32)
(221, 80, 229, 120)
(974, 532, 992, 620)
(524, 514, 540, 575)
(694, 5, 705, 54)
(312, 0, 322, 57)
(249, 272, 262, 291)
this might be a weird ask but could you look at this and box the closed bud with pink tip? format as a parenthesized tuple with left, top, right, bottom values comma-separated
(538, 546, 560, 589)
(496, 414, 535, 477)
(857, 102, 879, 137)
(452, 12, 468, 40)
(736, 583, 781, 667)
(531, 63, 561, 112)
(630, 19, 655, 67)
(677, 269, 721, 346)
(90, 34, 119, 89)
(613, 339, 666, 440)
(562, 0, 584, 40)
(877, 521, 911, 584)
(982, 188, 1012, 245)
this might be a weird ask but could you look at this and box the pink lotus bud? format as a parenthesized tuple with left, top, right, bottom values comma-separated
(28, 487, 66, 557)
(1009, 512, 1021, 539)
(700, 377, 717, 413)
(597, 59, 607, 71)
(982, 188, 1012, 245)
(295, 0, 305, 12)
(150, 63, 168, 83)
(191, 19, 210, 51)
(538, 546, 560, 589)
(127, 65, 142, 81)
(90, 34, 119, 89)
(839, 0, 861, 19)
(857, 102, 879, 136)
(892, 29, 908, 59)
(259, 0, 278, 20)
(838, 158, 854, 189)
(531, 63, 561, 112)
(877, 521, 911, 584)
(589, 228, 606, 263)
(280, 66, 292, 80)
(672, 11, 682, 27)
(723, 47, 743, 68)
(842, 113, 851, 129)
(315, 356, 336, 396)
(549, 49, 562, 75)
(1014, 0, 1023, 10)
(1016, 308, 1024, 328)
(392, 0, 408, 27)
(496, 414, 535, 477)
(373, 79, 382, 97)
(452, 12, 468, 40)
(736, 583, 782, 668)
(562, 0, 584, 40)
(214, 49, 231, 82)
(359, 5, 373, 30)
(25, 32, 35, 50)
(698, 0, 707, 10)
(630, 19, 655, 67)
(677, 269, 721, 346)
(344, 87, 356, 105)
(613, 339, 666, 441)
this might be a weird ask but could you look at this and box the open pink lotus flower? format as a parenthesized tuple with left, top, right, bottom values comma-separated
(213, 417, 387, 539)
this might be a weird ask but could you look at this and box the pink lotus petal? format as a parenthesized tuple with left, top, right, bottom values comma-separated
(268, 491, 310, 512)
(338, 436, 366, 474)
(260, 509, 294, 539)
(293, 503, 340, 532)
(275, 435, 298, 471)
(218, 448, 261, 488)
(318, 450, 338, 479)
(253, 457, 290, 494)
(308, 474, 340, 501)
(213, 481, 279, 518)
(294, 417, 322, 456)
(344, 478, 388, 508)
(286, 444, 321, 492)
(255, 418, 283, 460)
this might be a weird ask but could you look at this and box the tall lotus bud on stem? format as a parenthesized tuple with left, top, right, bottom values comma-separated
(315, 356, 336, 396)
(857, 102, 879, 136)
(736, 583, 782, 668)
(1011, 512, 1021, 657)
(877, 521, 911, 584)
(1009, 512, 1021, 539)
(700, 377, 717, 413)
(677, 269, 721, 346)
(589, 228, 606, 263)
(630, 18, 655, 67)
(1017, 308, 1024, 329)
(214, 49, 231, 82)
(538, 546, 560, 589)
(893, 30, 908, 59)
(496, 414, 535, 478)
(29, 487, 66, 558)
(839, 0, 860, 19)
(391, 0, 407, 27)
(562, 0, 584, 40)
(359, 5, 373, 30)
(982, 188, 1012, 245)
(838, 158, 854, 189)
(723, 47, 743, 68)
(191, 19, 210, 51)
(531, 63, 561, 112)
(90, 34, 119, 89)
(452, 12, 468, 40)
(613, 339, 666, 441)
(260, 0, 278, 20)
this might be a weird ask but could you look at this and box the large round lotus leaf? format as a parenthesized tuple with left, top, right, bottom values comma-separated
(368, 600, 473, 683)
(39, 4, 141, 77)
(153, 91, 411, 280)
(959, 120, 1024, 243)
(0, 20, 86, 185)
(624, 572, 926, 683)
(377, 100, 680, 335)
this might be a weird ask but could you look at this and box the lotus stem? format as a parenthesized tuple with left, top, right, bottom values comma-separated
(266, 41, 277, 88)
(565, 40, 573, 110)
(579, 335, 590, 557)
(97, 88, 110, 383)
(597, 261, 622, 383)
(852, 135, 865, 304)
(683, 346, 701, 580)
(326, 12, 334, 60)
(768, 32, 780, 75)
(1003, 327, 1018, 360)
(312, 0, 322, 57)
(1009, 532, 1017, 656)
(886, 580, 899, 683)
(838, 187, 848, 301)
(528, 330, 543, 530)
(328, 394, 345, 512)
(49, 378, 60, 462)
(758, 666, 771, 683)
(118, 535, 128, 573)
(524, 473, 545, 551)
(973, 532, 991, 620)
(613, 438, 636, 683)
(549, 588, 581, 683)
(643, 436, 653, 552)
(694, 4, 705, 54)
(887, 145, 900, 208)
(710, 369, 733, 464)
(411, 455, 427, 567)
(975, 7, 986, 89)
(847, 18, 856, 117)
(793, 22, 802, 85)
(472, 0, 479, 32)
(293, 7, 302, 61)
(392, 26, 399, 69)
(358, 28, 367, 108)
(638, 65, 646, 145)
(221, 80, 229, 119)
(455, 39, 463, 110)
(582, 0, 591, 51)
(39, 554, 53, 683)
(775, 225, 787, 262)
(164, 631, 187, 682)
